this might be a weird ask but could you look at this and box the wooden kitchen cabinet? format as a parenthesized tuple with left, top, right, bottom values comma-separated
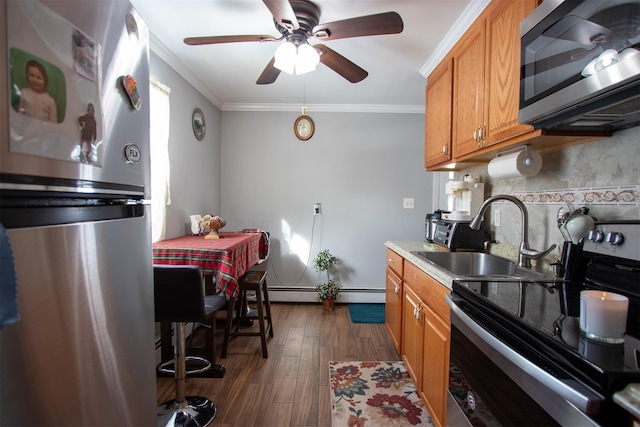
(452, 15, 486, 159)
(386, 247, 403, 277)
(483, 0, 539, 146)
(384, 247, 452, 427)
(402, 283, 424, 389)
(420, 289, 450, 427)
(452, 0, 538, 158)
(424, 0, 606, 171)
(424, 57, 453, 168)
(403, 261, 451, 427)
(385, 266, 403, 353)
(385, 248, 404, 353)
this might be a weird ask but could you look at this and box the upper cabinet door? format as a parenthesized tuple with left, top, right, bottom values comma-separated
(452, 20, 486, 158)
(425, 57, 453, 168)
(484, 0, 538, 146)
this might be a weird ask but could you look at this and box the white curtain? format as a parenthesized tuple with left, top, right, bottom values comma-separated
(150, 76, 171, 243)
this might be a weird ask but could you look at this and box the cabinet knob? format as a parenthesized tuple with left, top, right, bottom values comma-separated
(394, 283, 400, 294)
(388, 258, 394, 263)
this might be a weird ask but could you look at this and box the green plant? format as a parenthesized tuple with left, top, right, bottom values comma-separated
(314, 279, 342, 302)
(313, 249, 339, 272)
(312, 249, 341, 301)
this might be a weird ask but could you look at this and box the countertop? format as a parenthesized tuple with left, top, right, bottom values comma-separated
(385, 240, 555, 290)
(385, 240, 457, 289)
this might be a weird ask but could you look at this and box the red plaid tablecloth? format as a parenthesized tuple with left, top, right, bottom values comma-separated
(152, 232, 261, 297)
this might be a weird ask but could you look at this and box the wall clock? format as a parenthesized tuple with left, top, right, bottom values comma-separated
(294, 115, 314, 141)
(192, 108, 206, 140)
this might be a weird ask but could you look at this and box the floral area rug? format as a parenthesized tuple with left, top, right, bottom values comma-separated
(329, 361, 434, 427)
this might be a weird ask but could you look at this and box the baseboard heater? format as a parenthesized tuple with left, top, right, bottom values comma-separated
(267, 286, 385, 304)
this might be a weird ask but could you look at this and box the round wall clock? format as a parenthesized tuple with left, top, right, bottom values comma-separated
(192, 108, 206, 140)
(294, 115, 314, 141)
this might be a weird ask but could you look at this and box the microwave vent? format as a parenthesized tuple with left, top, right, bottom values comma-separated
(587, 94, 640, 116)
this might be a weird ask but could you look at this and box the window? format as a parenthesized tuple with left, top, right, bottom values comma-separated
(150, 76, 171, 242)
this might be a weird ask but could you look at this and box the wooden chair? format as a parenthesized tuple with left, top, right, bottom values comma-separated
(221, 269, 274, 358)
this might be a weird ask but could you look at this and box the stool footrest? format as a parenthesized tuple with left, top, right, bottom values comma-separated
(158, 356, 212, 375)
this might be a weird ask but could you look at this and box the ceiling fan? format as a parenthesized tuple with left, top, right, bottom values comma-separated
(184, 0, 403, 85)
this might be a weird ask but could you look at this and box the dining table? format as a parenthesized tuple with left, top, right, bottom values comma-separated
(152, 231, 262, 298)
(152, 231, 263, 378)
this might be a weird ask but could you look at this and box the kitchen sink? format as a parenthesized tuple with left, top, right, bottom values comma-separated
(410, 251, 550, 281)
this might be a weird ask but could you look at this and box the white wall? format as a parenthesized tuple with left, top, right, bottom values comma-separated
(220, 111, 432, 300)
(150, 53, 222, 238)
(149, 54, 434, 301)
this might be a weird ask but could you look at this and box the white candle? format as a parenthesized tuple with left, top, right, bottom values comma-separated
(579, 290, 629, 344)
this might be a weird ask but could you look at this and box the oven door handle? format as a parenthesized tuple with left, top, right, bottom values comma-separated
(446, 295, 604, 426)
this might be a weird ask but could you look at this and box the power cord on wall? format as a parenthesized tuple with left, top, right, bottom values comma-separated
(269, 213, 318, 287)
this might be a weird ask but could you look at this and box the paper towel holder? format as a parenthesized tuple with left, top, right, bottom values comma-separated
(488, 145, 543, 179)
(494, 145, 537, 166)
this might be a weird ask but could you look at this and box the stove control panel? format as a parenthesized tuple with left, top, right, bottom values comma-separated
(583, 221, 639, 261)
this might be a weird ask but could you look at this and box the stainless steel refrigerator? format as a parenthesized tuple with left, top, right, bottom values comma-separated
(0, 1, 156, 425)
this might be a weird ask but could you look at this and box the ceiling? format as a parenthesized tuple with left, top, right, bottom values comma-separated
(129, 0, 489, 113)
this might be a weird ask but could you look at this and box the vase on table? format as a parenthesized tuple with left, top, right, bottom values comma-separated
(201, 215, 226, 240)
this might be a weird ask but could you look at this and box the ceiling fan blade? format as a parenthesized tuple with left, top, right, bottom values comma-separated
(312, 12, 403, 41)
(256, 57, 281, 85)
(184, 35, 278, 46)
(314, 44, 368, 83)
(262, 0, 299, 31)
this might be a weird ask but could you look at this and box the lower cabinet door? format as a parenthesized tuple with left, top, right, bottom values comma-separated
(421, 303, 451, 427)
(402, 284, 424, 388)
(385, 267, 403, 353)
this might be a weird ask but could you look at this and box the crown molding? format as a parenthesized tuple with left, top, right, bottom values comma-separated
(220, 103, 424, 114)
(419, 0, 491, 81)
(148, 32, 224, 109)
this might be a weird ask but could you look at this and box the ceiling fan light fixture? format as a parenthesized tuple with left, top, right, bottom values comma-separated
(295, 43, 319, 75)
(274, 41, 297, 74)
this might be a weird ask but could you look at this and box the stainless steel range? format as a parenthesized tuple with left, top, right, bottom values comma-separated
(446, 221, 640, 426)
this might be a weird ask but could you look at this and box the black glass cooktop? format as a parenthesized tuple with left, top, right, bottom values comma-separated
(452, 278, 640, 397)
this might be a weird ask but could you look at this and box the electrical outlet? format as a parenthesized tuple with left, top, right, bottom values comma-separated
(403, 198, 415, 209)
(494, 209, 501, 226)
(314, 202, 321, 215)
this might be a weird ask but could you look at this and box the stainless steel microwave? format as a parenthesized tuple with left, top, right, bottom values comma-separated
(518, 0, 640, 132)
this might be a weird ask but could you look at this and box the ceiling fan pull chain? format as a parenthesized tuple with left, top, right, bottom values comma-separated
(302, 80, 307, 115)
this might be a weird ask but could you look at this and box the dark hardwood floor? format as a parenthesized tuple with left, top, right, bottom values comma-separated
(156, 302, 400, 427)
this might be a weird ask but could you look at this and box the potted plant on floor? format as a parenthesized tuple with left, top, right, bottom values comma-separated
(313, 249, 341, 310)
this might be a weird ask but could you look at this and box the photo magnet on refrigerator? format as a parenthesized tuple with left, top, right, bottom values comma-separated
(121, 75, 141, 110)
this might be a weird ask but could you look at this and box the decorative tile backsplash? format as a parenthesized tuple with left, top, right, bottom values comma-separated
(455, 127, 639, 265)
(511, 185, 639, 206)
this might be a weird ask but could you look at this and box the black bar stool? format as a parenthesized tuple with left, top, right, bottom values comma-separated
(154, 265, 224, 427)
(158, 292, 226, 378)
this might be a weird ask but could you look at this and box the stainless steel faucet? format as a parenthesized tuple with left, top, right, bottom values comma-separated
(469, 194, 556, 268)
